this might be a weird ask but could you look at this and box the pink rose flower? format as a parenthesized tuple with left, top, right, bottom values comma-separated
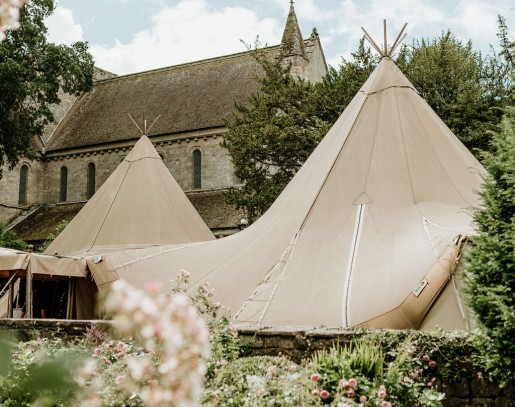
(310, 373, 321, 382)
(311, 389, 320, 396)
(359, 395, 367, 403)
(348, 377, 358, 388)
(428, 360, 437, 368)
(257, 388, 265, 397)
(377, 389, 386, 399)
(423, 354, 431, 362)
(381, 402, 392, 407)
(347, 388, 355, 397)
(320, 390, 330, 399)
(339, 379, 349, 388)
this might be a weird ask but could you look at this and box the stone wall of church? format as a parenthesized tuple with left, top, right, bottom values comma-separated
(0, 160, 44, 223)
(305, 42, 329, 83)
(40, 133, 237, 205)
(159, 133, 236, 192)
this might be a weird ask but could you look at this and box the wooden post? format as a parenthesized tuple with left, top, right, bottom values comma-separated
(66, 278, 75, 319)
(388, 22, 408, 56)
(383, 19, 387, 56)
(7, 272, 14, 318)
(26, 268, 32, 318)
(361, 27, 384, 56)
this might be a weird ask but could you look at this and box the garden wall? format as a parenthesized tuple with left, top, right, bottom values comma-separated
(0, 319, 513, 406)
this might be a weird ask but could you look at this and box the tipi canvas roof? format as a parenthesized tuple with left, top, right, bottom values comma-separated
(88, 57, 485, 330)
(44, 135, 214, 257)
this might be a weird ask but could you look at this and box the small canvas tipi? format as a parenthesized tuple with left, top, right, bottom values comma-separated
(45, 135, 214, 258)
(88, 30, 485, 330)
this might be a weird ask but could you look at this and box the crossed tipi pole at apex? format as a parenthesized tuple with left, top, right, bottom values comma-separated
(362, 20, 408, 57)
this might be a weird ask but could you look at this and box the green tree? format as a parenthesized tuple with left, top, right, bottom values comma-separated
(0, 0, 93, 177)
(466, 106, 515, 386)
(497, 15, 514, 71)
(395, 31, 511, 154)
(222, 48, 330, 222)
(0, 222, 26, 250)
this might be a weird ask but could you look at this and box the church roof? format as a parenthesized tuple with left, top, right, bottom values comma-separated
(44, 50, 268, 152)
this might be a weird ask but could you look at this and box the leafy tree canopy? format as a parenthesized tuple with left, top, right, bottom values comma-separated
(396, 30, 512, 153)
(222, 47, 330, 222)
(0, 0, 94, 177)
(0, 222, 26, 251)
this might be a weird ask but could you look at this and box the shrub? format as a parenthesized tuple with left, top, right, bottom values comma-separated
(308, 340, 445, 406)
(202, 355, 317, 406)
(466, 106, 515, 387)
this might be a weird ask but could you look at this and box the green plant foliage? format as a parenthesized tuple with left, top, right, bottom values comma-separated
(0, 221, 27, 250)
(202, 355, 317, 406)
(222, 44, 331, 222)
(0, 326, 495, 406)
(0, 338, 86, 406)
(466, 105, 515, 387)
(310, 342, 384, 392)
(497, 15, 514, 71)
(0, 0, 93, 177)
(395, 31, 512, 154)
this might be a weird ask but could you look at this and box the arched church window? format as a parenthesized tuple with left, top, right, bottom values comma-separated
(192, 149, 202, 189)
(18, 164, 28, 205)
(60, 166, 68, 202)
(87, 162, 96, 199)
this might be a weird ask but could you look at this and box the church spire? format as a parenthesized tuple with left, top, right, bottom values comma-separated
(281, 0, 305, 57)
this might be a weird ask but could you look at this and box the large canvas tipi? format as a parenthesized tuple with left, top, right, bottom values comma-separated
(44, 135, 215, 258)
(88, 51, 485, 330)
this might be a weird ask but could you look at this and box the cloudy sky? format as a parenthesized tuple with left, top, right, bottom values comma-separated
(45, 0, 514, 75)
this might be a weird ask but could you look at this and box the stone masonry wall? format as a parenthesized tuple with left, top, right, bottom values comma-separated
(41, 133, 237, 204)
(0, 320, 512, 406)
(0, 159, 44, 211)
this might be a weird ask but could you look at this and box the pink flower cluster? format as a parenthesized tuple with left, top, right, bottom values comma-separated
(0, 0, 27, 40)
(339, 377, 358, 398)
(310, 373, 330, 400)
(99, 278, 210, 407)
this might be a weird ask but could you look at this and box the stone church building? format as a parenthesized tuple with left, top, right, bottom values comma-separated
(0, 4, 327, 246)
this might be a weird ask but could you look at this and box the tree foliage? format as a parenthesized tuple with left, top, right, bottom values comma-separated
(396, 31, 511, 154)
(497, 15, 515, 72)
(222, 48, 330, 222)
(466, 106, 515, 386)
(0, 222, 26, 250)
(0, 0, 93, 176)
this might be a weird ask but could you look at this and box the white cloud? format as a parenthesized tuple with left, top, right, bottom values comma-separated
(45, 6, 84, 44)
(90, 0, 283, 75)
(448, 1, 500, 50)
